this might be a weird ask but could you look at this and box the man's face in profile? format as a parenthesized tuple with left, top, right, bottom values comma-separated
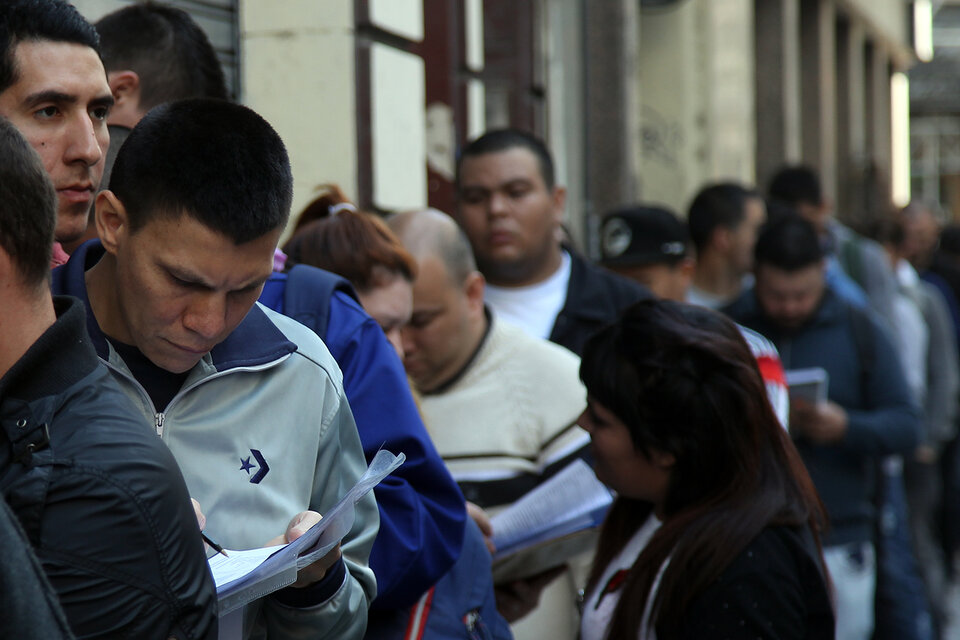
(0, 39, 112, 244)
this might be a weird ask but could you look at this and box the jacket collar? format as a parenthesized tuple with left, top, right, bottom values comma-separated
(51, 240, 297, 373)
(0, 296, 99, 402)
(559, 250, 622, 322)
(733, 284, 844, 333)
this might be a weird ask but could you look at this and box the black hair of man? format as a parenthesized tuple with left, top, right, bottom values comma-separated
(96, 2, 228, 110)
(457, 128, 555, 190)
(0, 117, 56, 288)
(0, 0, 100, 94)
(754, 214, 824, 272)
(686, 182, 760, 254)
(767, 165, 824, 209)
(108, 98, 292, 244)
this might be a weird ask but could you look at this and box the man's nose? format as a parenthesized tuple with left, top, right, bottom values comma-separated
(488, 192, 509, 217)
(66, 113, 104, 167)
(183, 294, 228, 341)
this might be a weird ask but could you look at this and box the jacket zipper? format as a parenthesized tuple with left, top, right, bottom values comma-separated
(100, 355, 292, 440)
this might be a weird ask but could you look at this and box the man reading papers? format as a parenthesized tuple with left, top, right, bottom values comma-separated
(52, 99, 378, 640)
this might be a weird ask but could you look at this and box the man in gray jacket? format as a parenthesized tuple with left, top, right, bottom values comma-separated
(52, 99, 378, 639)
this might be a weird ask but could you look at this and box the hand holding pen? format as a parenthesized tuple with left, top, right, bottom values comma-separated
(192, 498, 229, 557)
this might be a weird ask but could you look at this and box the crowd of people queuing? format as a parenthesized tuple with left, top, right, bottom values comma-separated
(2, 1, 960, 639)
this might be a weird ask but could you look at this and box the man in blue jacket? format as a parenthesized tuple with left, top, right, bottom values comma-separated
(727, 215, 920, 640)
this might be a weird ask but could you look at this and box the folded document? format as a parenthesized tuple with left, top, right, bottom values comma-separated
(490, 459, 613, 582)
(209, 449, 405, 616)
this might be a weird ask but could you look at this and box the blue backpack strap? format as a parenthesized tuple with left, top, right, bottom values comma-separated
(282, 265, 359, 340)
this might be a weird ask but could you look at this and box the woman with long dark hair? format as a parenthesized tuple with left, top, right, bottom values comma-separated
(578, 299, 833, 639)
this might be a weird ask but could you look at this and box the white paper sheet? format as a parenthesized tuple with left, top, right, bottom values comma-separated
(208, 544, 287, 589)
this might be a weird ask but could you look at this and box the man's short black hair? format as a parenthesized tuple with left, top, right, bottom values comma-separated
(109, 99, 292, 244)
(754, 214, 824, 272)
(0, 0, 100, 94)
(686, 182, 760, 254)
(457, 128, 555, 190)
(0, 117, 56, 288)
(767, 165, 824, 208)
(96, 2, 227, 110)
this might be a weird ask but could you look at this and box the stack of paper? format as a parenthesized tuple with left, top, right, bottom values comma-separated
(490, 459, 613, 582)
(208, 449, 405, 616)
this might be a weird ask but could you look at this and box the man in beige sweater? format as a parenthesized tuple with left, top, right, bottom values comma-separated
(390, 208, 590, 640)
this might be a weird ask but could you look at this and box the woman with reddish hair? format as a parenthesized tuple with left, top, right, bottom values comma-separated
(578, 299, 834, 639)
(283, 185, 416, 357)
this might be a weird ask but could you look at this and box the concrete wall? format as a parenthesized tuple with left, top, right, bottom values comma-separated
(240, 1, 359, 228)
(637, 0, 756, 216)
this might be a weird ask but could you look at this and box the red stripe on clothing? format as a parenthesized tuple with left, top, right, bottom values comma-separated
(756, 354, 787, 386)
(405, 587, 436, 640)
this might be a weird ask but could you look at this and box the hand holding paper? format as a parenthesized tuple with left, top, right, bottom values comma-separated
(209, 450, 406, 616)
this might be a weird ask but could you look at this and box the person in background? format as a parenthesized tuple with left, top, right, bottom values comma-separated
(269, 190, 508, 639)
(454, 128, 650, 355)
(685, 182, 766, 308)
(727, 215, 921, 640)
(62, 1, 231, 253)
(282, 185, 417, 355)
(391, 208, 589, 640)
(876, 216, 960, 636)
(578, 299, 833, 639)
(599, 204, 789, 428)
(0, 0, 113, 266)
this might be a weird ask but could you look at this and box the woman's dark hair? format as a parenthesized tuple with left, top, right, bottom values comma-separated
(581, 299, 826, 638)
(283, 184, 416, 292)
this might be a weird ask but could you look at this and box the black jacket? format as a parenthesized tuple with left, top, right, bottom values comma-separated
(0, 296, 217, 639)
(549, 250, 652, 356)
(677, 524, 834, 639)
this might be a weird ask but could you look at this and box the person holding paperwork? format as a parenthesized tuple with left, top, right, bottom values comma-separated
(52, 99, 378, 640)
(726, 214, 921, 640)
(389, 208, 590, 640)
(578, 299, 834, 639)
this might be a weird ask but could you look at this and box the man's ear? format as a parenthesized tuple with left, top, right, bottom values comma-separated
(106, 70, 142, 128)
(712, 226, 732, 253)
(95, 191, 129, 256)
(464, 270, 486, 312)
(550, 185, 567, 227)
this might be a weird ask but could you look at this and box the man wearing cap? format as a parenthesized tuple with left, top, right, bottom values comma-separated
(599, 204, 789, 427)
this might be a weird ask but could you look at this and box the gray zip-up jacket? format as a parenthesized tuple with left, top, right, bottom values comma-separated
(53, 243, 379, 640)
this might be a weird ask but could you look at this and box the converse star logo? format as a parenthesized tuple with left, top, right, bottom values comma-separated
(238, 449, 270, 484)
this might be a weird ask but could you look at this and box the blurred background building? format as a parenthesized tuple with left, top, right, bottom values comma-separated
(73, 0, 932, 249)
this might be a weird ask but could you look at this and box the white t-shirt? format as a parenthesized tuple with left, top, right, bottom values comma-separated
(484, 251, 572, 340)
(581, 514, 663, 640)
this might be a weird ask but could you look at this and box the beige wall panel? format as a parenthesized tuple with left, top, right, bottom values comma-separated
(371, 44, 427, 210)
(370, 0, 423, 41)
(638, 0, 707, 214)
(241, 2, 357, 231)
(708, 0, 756, 185)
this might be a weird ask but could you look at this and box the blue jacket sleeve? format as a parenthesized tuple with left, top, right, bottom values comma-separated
(325, 292, 466, 608)
(843, 314, 921, 455)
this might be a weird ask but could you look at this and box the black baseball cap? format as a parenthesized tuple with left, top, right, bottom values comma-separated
(600, 205, 690, 267)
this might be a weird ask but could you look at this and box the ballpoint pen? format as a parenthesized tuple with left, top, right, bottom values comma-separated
(201, 531, 229, 557)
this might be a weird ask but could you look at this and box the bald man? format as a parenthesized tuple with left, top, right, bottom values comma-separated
(389, 208, 589, 640)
